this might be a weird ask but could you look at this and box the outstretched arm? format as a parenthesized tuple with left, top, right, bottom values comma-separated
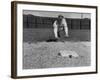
(53, 21, 58, 38)
(62, 19, 69, 37)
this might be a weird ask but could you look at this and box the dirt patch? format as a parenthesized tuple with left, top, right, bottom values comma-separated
(23, 41, 91, 69)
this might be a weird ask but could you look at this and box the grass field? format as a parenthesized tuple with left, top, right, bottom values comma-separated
(23, 29, 91, 69)
(23, 29, 90, 42)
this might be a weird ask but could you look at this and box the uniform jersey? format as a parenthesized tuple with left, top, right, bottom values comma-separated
(53, 18, 68, 31)
(53, 18, 68, 38)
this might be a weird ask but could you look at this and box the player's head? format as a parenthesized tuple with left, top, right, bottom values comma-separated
(58, 15, 64, 19)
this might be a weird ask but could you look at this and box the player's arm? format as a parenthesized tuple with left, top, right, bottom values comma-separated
(53, 21, 58, 38)
(62, 18, 69, 37)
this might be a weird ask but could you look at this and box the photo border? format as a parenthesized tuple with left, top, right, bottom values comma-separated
(11, 1, 98, 79)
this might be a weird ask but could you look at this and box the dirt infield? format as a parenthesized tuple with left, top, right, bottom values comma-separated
(23, 41, 91, 69)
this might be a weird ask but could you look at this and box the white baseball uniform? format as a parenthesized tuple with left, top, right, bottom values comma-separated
(53, 18, 69, 38)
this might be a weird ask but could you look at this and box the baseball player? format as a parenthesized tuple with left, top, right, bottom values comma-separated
(53, 15, 69, 39)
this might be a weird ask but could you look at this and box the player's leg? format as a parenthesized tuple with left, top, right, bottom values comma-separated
(57, 31, 60, 38)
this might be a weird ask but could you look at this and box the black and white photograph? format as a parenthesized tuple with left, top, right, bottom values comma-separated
(11, 1, 97, 78)
(23, 10, 91, 69)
